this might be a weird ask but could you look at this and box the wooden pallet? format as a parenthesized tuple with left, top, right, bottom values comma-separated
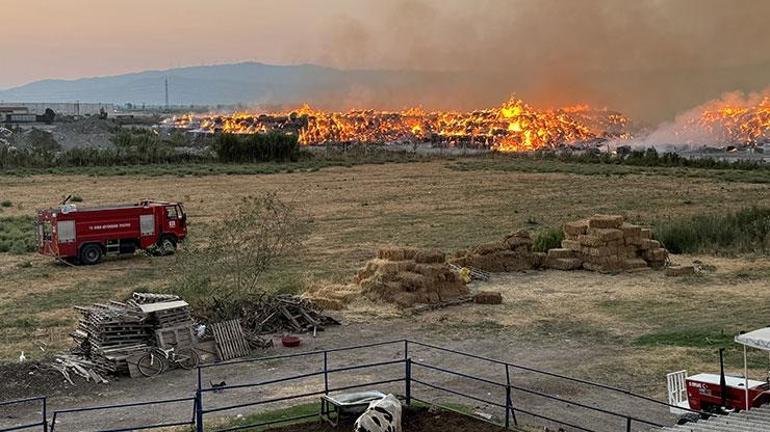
(211, 320, 250, 361)
(155, 322, 195, 348)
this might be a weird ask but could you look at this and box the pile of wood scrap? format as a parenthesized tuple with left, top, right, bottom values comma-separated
(62, 292, 196, 381)
(51, 355, 109, 385)
(240, 294, 340, 335)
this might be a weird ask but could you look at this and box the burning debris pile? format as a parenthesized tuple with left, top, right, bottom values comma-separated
(687, 96, 770, 147)
(354, 246, 469, 308)
(628, 91, 770, 150)
(166, 89, 770, 151)
(166, 97, 631, 152)
(553, 215, 668, 272)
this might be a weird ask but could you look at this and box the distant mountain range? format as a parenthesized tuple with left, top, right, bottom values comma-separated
(0, 61, 767, 123)
(0, 62, 457, 108)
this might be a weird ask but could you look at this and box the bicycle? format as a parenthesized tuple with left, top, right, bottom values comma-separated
(136, 346, 200, 377)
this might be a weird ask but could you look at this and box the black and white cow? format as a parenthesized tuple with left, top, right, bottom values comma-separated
(353, 394, 402, 432)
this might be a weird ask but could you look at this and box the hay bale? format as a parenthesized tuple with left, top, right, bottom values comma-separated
(644, 247, 668, 262)
(640, 228, 652, 239)
(414, 249, 446, 264)
(588, 228, 624, 242)
(505, 232, 534, 249)
(474, 291, 503, 305)
(378, 246, 407, 261)
(621, 223, 642, 238)
(625, 236, 641, 246)
(473, 241, 508, 256)
(564, 220, 589, 236)
(398, 271, 428, 292)
(578, 234, 604, 247)
(547, 257, 583, 270)
(547, 248, 576, 259)
(586, 246, 616, 257)
(588, 214, 624, 229)
(665, 265, 696, 277)
(639, 239, 661, 250)
(372, 259, 416, 274)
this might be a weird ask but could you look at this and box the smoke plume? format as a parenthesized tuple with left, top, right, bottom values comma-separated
(312, 0, 770, 124)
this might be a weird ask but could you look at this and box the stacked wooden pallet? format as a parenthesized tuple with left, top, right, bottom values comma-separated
(71, 301, 153, 374)
(67, 292, 196, 377)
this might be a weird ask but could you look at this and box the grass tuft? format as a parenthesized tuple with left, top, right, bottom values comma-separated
(532, 226, 564, 252)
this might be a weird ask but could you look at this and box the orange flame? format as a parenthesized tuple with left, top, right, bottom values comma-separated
(169, 97, 632, 152)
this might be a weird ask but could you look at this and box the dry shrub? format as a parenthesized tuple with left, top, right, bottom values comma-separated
(171, 192, 310, 319)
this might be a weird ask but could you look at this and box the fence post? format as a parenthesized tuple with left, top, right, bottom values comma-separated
(505, 364, 517, 427)
(405, 358, 412, 406)
(196, 367, 204, 432)
(505, 385, 511, 429)
(323, 351, 330, 395)
(626, 417, 632, 432)
(42, 397, 48, 432)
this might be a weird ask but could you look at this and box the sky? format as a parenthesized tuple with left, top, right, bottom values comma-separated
(1, 0, 769, 120)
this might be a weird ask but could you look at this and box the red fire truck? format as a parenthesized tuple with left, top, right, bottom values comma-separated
(36, 199, 187, 265)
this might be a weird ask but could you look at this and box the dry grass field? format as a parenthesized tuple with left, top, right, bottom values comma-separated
(1, 159, 770, 396)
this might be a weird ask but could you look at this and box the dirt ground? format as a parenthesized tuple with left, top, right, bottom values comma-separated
(1, 160, 770, 431)
(266, 406, 507, 432)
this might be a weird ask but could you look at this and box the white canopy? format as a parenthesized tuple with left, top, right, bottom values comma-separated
(735, 327, 770, 352)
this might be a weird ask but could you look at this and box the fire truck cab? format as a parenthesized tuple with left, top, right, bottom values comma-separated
(36, 200, 187, 265)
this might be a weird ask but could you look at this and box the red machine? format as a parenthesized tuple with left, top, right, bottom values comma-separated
(685, 373, 770, 412)
(36, 199, 187, 265)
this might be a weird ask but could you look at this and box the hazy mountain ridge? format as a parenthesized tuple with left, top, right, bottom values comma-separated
(0, 62, 447, 107)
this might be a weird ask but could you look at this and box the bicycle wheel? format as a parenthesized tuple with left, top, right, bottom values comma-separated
(137, 350, 166, 377)
(175, 348, 200, 370)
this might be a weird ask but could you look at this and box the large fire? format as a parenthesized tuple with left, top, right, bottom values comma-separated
(168, 97, 631, 152)
(687, 96, 770, 146)
(166, 94, 770, 151)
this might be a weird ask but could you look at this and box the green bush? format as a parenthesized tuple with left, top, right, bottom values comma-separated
(655, 207, 770, 254)
(533, 226, 565, 252)
(0, 201, 11, 208)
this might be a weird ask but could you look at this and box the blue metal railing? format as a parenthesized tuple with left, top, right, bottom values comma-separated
(49, 397, 195, 432)
(196, 340, 406, 432)
(0, 397, 46, 432)
(1, 339, 711, 432)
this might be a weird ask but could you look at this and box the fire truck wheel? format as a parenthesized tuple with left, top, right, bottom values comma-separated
(79, 244, 103, 265)
(158, 236, 177, 256)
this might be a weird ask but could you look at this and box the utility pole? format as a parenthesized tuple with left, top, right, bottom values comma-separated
(164, 78, 169, 110)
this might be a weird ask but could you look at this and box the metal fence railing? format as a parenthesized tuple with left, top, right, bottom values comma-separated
(1, 339, 715, 432)
(48, 397, 196, 432)
(0, 397, 46, 432)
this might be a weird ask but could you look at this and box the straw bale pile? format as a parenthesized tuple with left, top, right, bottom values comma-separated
(551, 214, 668, 273)
(450, 230, 538, 272)
(354, 246, 469, 308)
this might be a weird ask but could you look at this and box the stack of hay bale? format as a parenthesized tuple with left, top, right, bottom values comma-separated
(354, 246, 469, 308)
(450, 230, 542, 272)
(550, 214, 668, 273)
